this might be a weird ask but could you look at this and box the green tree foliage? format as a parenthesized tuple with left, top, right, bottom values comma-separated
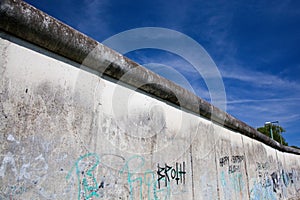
(257, 124, 288, 146)
(290, 145, 300, 149)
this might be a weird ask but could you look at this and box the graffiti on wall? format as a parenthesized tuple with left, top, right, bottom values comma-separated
(250, 162, 276, 200)
(157, 162, 186, 189)
(219, 155, 246, 200)
(66, 153, 102, 199)
(66, 153, 187, 200)
(250, 161, 300, 200)
(0, 135, 51, 199)
(219, 155, 244, 174)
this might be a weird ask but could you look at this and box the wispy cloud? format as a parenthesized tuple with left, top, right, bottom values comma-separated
(227, 97, 300, 104)
(76, 0, 112, 40)
(221, 66, 300, 90)
(227, 96, 300, 125)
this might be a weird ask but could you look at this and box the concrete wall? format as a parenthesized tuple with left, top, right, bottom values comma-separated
(1, 1, 300, 199)
(1, 31, 300, 200)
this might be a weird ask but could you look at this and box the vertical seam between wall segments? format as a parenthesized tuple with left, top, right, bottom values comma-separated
(190, 143, 195, 200)
(214, 138, 220, 200)
(241, 136, 250, 199)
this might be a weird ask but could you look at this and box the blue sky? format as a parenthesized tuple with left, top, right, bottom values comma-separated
(24, 0, 300, 147)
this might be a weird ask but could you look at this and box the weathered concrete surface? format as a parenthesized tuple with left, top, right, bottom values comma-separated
(0, 33, 193, 199)
(1, 31, 300, 200)
(1, 1, 300, 200)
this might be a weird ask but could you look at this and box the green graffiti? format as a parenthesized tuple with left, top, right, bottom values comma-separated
(67, 153, 174, 200)
(66, 153, 100, 200)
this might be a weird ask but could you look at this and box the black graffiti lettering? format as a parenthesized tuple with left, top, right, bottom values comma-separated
(256, 162, 269, 171)
(171, 168, 176, 179)
(175, 162, 179, 184)
(164, 164, 172, 186)
(179, 162, 186, 185)
(271, 172, 279, 192)
(157, 164, 165, 189)
(219, 156, 229, 167)
(231, 155, 244, 164)
(156, 162, 186, 189)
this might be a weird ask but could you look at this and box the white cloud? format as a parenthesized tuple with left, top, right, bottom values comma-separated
(76, 0, 112, 39)
(221, 67, 300, 90)
(227, 97, 300, 126)
(227, 97, 300, 104)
